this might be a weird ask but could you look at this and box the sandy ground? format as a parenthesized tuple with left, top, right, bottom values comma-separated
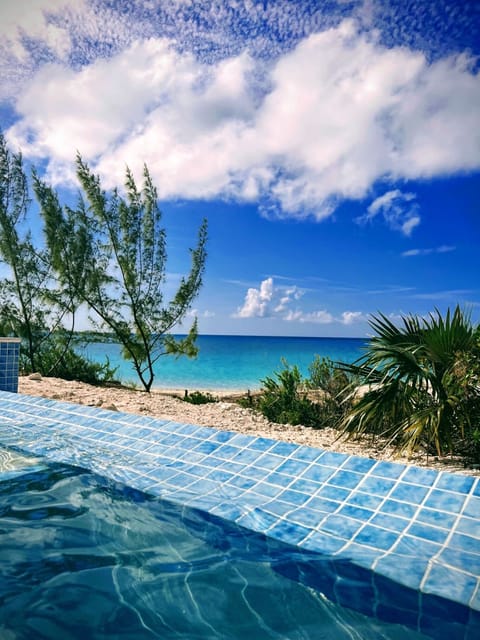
(17, 374, 480, 477)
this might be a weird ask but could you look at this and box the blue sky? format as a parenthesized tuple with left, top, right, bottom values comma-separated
(1, 0, 479, 337)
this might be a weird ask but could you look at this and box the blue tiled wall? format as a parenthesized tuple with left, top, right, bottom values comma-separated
(0, 339, 21, 393)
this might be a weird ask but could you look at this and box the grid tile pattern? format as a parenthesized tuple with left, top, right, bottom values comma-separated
(0, 339, 21, 393)
(0, 390, 479, 635)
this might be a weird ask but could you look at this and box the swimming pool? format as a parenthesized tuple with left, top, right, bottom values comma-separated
(0, 391, 479, 639)
(1, 456, 428, 639)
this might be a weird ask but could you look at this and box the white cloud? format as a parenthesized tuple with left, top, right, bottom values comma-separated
(235, 277, 275, 318)
(341, 311, 365, 325)
(0, 0, 76, 61)
(5, 18, 480, 219)
(358, 189, 421, 236)
(284, 309, 334, 324)
(402, 245, 456, 257)
(234, 277, 365, 326)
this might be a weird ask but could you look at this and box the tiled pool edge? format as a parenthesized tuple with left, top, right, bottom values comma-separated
(0, 391, 479, 638)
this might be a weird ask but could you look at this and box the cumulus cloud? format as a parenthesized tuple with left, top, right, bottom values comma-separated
(235, 277, 275, 318)
(4, 17, 480, 220)
(234, 277, 365, 326)
(358, 190, 421, 236)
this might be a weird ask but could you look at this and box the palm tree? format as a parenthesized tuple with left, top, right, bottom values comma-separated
(340, 306, 480, 457)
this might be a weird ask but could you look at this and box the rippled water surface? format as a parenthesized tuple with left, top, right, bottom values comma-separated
(0, 460, 427, 639)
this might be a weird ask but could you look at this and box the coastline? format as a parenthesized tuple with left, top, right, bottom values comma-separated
(18, 374, 479, 477)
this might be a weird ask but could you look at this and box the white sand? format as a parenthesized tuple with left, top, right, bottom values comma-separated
(18, 374, 479, 476)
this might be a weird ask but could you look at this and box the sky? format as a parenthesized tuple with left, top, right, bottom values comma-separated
(0, 0, 479, 337)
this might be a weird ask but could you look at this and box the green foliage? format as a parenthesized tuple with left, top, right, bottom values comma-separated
(241, 357, 353, 429)
(257, 361, 321, 427)
(306, 355, 355, 426)
(182, 390, 217, 405)
(20, 335, 117, 385)
(34, 155, 208, 392)
(340, 306, 480, 462)
(0, 133, 86, 375)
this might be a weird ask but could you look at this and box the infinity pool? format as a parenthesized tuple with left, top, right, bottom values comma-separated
(0, 458, 427, 639)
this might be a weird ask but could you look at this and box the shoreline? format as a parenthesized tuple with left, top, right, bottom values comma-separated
(17, 374, 479, 477)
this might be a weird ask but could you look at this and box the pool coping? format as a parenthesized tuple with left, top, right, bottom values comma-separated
(0, 390, 479, 638)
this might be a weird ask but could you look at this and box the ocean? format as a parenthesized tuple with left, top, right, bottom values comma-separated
(79, 335, 367, 391)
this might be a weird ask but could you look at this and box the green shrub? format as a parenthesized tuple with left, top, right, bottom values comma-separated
(254, 361, 321, 428)
(20, 337, 117, 386)
(182, 390, 217, 405)
(241, 357, 353, 430)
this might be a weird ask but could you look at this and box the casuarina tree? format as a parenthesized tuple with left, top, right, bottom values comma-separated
(34, 155, 207, 392)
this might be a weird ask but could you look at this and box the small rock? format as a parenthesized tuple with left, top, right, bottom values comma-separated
(28, 372, 42, 381)
(102, 403, 118, 412)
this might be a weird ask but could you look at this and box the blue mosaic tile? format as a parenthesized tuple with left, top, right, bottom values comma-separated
(423, 564, 478, 609)
(424, 489, 468, 514)
(346, 490, 385, 511)
(337, 504, 375, 523)
(374, 553, 429, 590)
(225, 474, 257, 490)
(291, 445, 323, 462)
(318, 484, 351, 502)
(438, 548, 480, 577)
(463, 495, 480, 519)
(320, 514, 365, 539)
(456, 516, 480, 538)
(265, 520, 311, 546)
(370, 512, 410, 533)
(342, 456, 377, 473)
(301, 463, 336, 483)
(371, 460, 406, 479)
(416, 507, 457, 529)
(277, 488, 310, 507)
(316, 450, 349, 467)
(249, 481, 283, 498)
(394, 535, 442, 558)
(276, 458, 311, 476)
(353, 525, 398, 551)
(328, 469, 363, 489)
(390, 481, 430, 504)
(306, 496, 341, 514)
(289, 506, 324, 528)
(263, 499, 296, 517)
(436, 473, 476, 494)
(402, 465, 439, 487)
(379, 498, 418, 519)
(255, 452, 285, 470)
(269, 441, 300, 457)
(263, 471, 292, 487)
(300, 530, 348, 554)
(408, 522, 450, 544)
(289, 477, 322, 495)
(246, 436, 275, 451)
(449, 532, 479, 554)
(357, 475, 396, 496)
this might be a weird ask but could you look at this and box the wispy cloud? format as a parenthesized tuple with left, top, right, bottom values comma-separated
(412, 289, 475, 300)
(358, 190, 421, 236)
(402, 245, 456, 257)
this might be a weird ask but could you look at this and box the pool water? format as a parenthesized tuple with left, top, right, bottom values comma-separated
(0, 459, 433, 640)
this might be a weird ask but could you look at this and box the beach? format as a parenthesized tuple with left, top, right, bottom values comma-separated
(18, 374, 479, 477)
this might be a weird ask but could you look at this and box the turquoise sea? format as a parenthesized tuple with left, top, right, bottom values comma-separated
(80, 335, 367, 391)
